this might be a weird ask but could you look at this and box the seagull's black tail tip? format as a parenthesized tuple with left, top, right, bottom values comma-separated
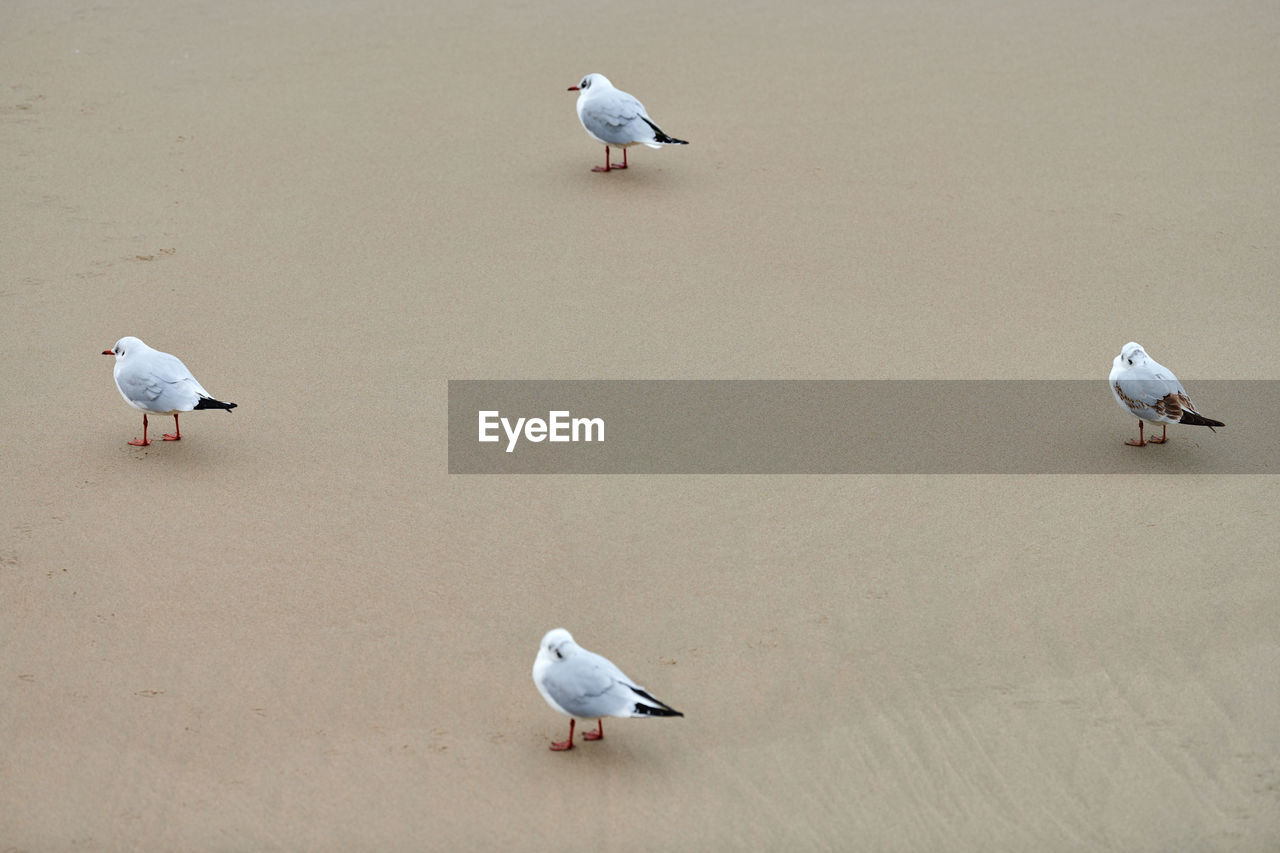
(642, 117, 688, 146)
(629, 685, 682, 716)
(1180, 411, 1224, 430)
(194, 397, 238, 412)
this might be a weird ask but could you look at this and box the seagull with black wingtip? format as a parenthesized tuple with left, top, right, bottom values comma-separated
(1109, 341, 1223, 447)
(568, 73, 688, 172)
(102, 336, 237, 446)
(533, 628, 683, 751)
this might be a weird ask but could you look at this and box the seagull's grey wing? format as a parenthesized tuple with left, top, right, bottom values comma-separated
(1113, 363, 1187, 423)
(580, 91, 652, 145)
(116, 365, 170, 409)
(118, 353, 209, 413)
(150, 352, 211, 394)
(541, 652, 632, 719)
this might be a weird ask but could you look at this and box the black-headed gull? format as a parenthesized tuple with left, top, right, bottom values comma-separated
(102, 336, 237, 446)
(533, 628, 683, 751)
(567, 73, 688, 172)
(1109, 341, 1223, 447)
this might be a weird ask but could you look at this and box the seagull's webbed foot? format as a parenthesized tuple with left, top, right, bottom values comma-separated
(582, 720, 604, 741)
(1125, 421, 1147, 447)
(1147, 425, 1168, 444)
(129, 414, 151, 446)
(592, 146, 627, 172)
(549, 718, 575, 751)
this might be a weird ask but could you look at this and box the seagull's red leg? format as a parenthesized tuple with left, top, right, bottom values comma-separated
(592, 146, 613, 172)
(550, 718, 575, 751)
(1125, 420, 1146, 447)
(616, 149, 628, 169)
(128, 414, 152, 447)
(583, 719, 604, 741)
(1148, 424, 1168, 444)
(163, 413, 182, 441)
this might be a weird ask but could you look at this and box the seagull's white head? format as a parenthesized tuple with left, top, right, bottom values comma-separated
(538, 628, 578, 664)
(567, 73, 611, 94)
(102, 336, 147, 360)
(1117, 341, 1148, 369)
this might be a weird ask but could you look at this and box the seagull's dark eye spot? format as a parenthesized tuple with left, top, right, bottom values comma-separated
(555, 649, 563, 659)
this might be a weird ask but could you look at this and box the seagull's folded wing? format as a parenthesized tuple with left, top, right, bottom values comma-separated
(543, 654, 628, 718)
(1114, 368, 1188, 422)
(117, 369, 170, 407)
(157, 352, 214, 399)
(582, 93, 648, 143)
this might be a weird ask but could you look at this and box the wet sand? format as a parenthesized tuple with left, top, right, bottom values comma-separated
(2, 0, 1278, 849)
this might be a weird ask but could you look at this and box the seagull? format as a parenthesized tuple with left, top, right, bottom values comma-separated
(102, 336, 237, 446)
(1109, 341, 1223, 446)
(568, 73, 688, 172)
(532, 628, 683, 751)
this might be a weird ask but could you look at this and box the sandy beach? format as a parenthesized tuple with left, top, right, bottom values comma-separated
(3, 0, 1278, 849)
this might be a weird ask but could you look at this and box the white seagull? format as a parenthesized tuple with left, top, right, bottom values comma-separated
(568, 73, 688, 172)
(1109, 341, 1223, 446)
(532, 628, 683, 751)
(102, 336, 237, 446)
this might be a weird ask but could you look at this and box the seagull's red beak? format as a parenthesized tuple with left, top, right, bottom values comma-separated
(568, 85, 580, 91)
(102, 349, 113, 356)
